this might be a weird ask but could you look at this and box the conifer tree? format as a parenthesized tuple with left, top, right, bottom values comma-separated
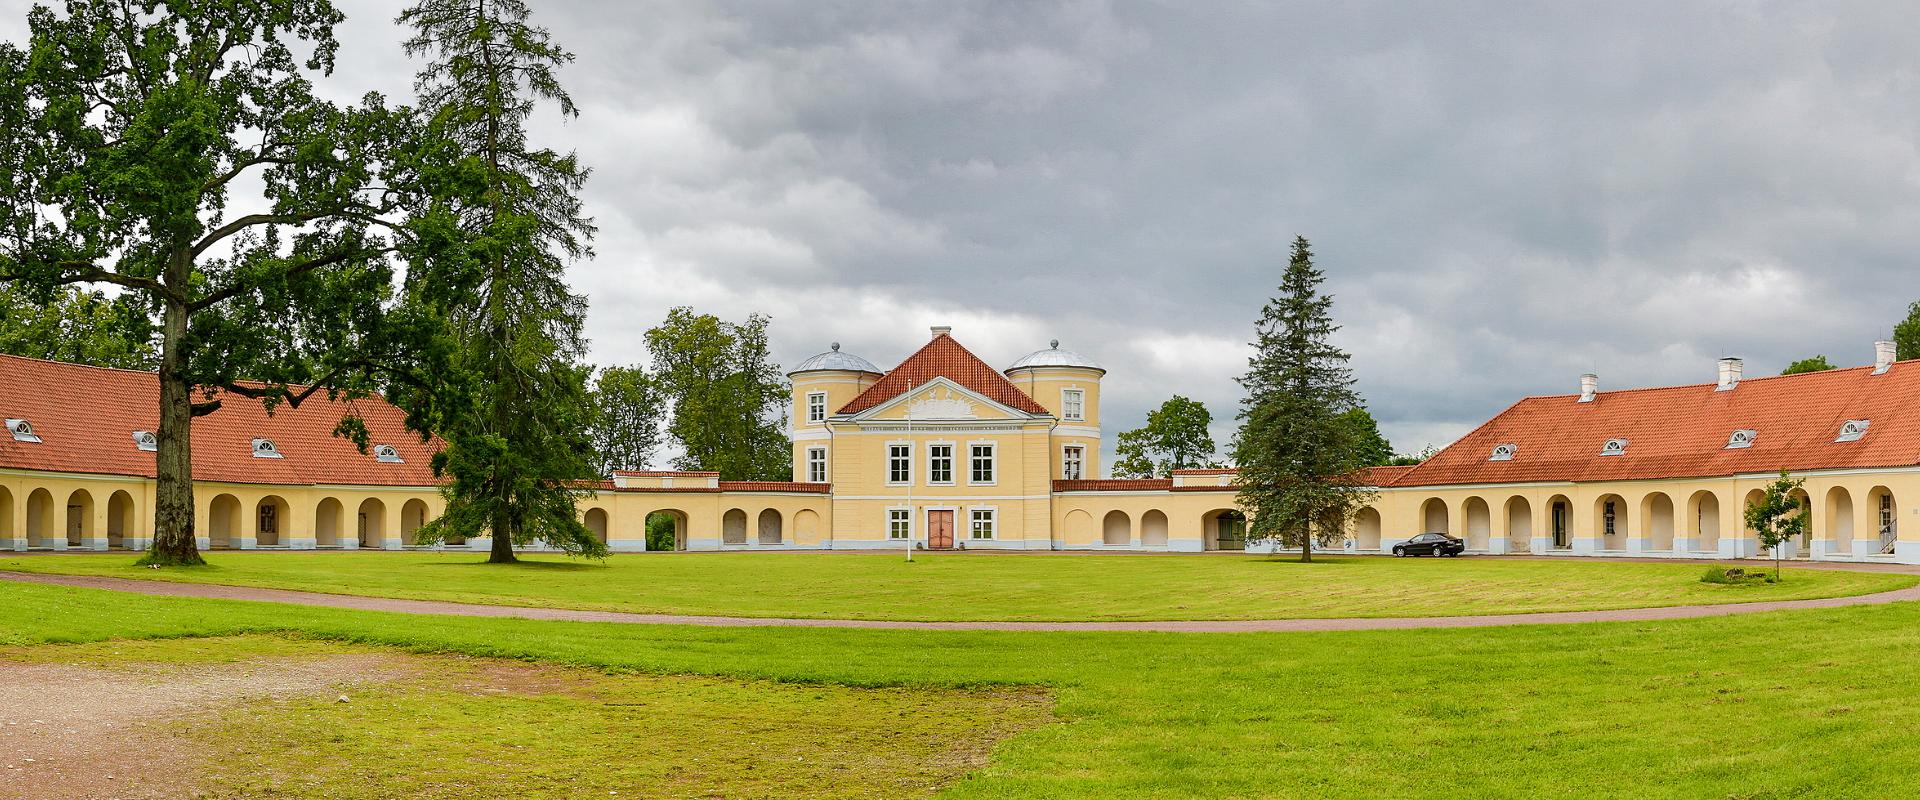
(1232, 237, 1375, 562)
(397, 0, 602, 562)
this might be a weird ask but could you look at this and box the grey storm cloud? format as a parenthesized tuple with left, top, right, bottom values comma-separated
(15, 1, 1920, 469)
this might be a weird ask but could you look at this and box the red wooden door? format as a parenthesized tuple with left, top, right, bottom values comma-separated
(927, 510, 954, 549)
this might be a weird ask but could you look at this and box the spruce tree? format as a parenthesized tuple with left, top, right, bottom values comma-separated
(1232, 237, 1375, 562)
(397, 0, 602, 562)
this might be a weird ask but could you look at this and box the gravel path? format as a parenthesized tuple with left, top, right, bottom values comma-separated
(5, 561, 1920, 632)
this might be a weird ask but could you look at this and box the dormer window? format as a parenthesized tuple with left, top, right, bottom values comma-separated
(1599, 438, 1628, 457)
(1489, 443, 1517, 462)
(132, 430, 158, 452)
(6, 418, 39, 443)
(374, 444, 404, 463)
(251, 438, 283, 459)
(1835, 420, 1870, 443)
(1724, 429, 1757, 450)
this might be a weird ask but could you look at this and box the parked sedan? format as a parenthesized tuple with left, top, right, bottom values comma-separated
(1393, 532, 1466, 557)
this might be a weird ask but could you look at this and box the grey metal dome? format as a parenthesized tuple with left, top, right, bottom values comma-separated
(1006, 340, 1104, 373)
(789, 342, 883, 375)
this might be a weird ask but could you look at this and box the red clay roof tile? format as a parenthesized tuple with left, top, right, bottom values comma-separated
(837, 333, 1049, 415)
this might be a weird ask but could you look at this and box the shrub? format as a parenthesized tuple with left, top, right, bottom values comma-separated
(1700, 566, 1778, 585)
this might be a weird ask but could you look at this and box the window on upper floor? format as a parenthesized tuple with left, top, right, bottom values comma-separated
(970, 508, 996, 540)
(806, 392, 827, 424)
(928, 444, 955, 484)
(970, 444, 995, 484)
(1062, 389, 1085, 421)
(806, 447, 828, 483)
(1062, 445, 1085, 480)
(888, 444, 911, 484)
(888, 508, 911, 540)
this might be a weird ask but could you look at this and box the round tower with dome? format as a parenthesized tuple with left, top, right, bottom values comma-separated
(1005, 340, 1106, 481)
(787, 343, 884, 483)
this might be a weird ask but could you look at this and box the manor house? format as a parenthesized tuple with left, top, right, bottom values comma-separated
(1, 329, 1916, 562)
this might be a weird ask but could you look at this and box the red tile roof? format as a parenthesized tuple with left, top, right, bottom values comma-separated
(716, 481, 832, 494)
(1392, 362, 1920, 487)
(837, 333, 1050, 416)
(0, 354, 440, 486)
(1357, 465, 1415, 487)
(1054, 478, 1174, 492)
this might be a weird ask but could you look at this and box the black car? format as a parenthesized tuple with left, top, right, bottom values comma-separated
(1393, 532, 1465, 557)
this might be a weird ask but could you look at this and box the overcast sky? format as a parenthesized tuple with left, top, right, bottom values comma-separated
(18, 2, 1920, 472)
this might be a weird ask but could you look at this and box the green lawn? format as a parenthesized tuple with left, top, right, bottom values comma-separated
(7, 580, 1920, 797)
(2, 551, 1909, 621)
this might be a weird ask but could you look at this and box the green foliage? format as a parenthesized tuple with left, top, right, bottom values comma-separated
(1896, 301, 1920, 361)
(1743, 470, 1809, 580)
(645, 308, 791, 481)
(645, 513, 679, 552)
(396, 0, 602, 562)
(0, 1, 416, 565)
(1232, 237, 1376, 560)
(590, 365, 665, 474)
(0, 284, 154, 369)
(1112, 395, 1217, 478)
(1336, 407, 1396, 467)
(1387, 444, 1437, 466)
(1781, 355, 1835, 375)
(1700, 566, 1776, 585)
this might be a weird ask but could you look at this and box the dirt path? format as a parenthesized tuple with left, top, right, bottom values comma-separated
(5, 562, 1920, 633)
(0, 652, 414, 800)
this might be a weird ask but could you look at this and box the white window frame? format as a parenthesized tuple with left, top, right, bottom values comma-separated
(969, 506, 997, 540)
(887, 507, 912, 540)
(806, 446, 828, 483)
(1061, 445, 1085, 480)
(927, 442, 956, 486)
(886, 442, 912, 486)
(806, 391, 827, 424)
(1062, 388, 1085, 422)
(1881, 493, 1897, 536)
(967, 442, 996, 486)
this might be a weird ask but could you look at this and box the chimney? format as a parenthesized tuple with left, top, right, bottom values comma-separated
(1716, 357, 1742, 391)
(1578, 373, 1597, 403)
(930, 326, 952, 339)
(1874, 340, 1896, 375)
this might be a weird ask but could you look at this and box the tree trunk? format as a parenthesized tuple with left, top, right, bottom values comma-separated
(140, 277, 202, 566)
(488, 501, 516, 563)
(1301, 523, 1313, 563)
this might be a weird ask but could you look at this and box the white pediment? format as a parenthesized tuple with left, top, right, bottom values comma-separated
(907, 387, 977, 420)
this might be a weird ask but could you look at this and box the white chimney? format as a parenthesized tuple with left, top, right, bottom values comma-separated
(1578, 373, 1597, 403)
(1874, 340, 1896, 375)
(1716, 357, 1742, 391)
(930, 326, 952, 339)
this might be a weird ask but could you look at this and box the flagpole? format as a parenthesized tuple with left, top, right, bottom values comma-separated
(905, 380, 915, 563)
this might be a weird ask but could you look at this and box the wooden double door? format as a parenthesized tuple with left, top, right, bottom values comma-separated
(926, 509, 955, 550)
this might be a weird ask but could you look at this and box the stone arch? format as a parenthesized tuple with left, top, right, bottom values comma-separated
(1063, 509, 1094, 546)
(1594, 493, 1628, 551)
(646, 509, 690, 551)
(107, 490, 135, 549)
(1688, 490, 1720, 553)
(208, 493, 241, 549)
(400, 499, 429, 547)
(1140, 510, 1169, 547)
(1869, 486, 1898, 554)
(1823, 486, 1854, 552)
(1102, 510, 1130, 546)
(1639, 492, 1675, 552)
(356, 497, 386, 548)
(1201, 508, 1245, 551)
(1504, 496, 1532, 552)
(1787, 487, 1814, 554)
(1547, 494, 1573, 549)
(64, 488, 94, 548)
(315, 497, 344, 547)
(1353, 506, 1382, 551)
(254, 494, 289, 547)
(1420, 498, 1449, 535)
(584, 507, 609, 544)
(1463, 497, 1491, 550)
(0, 485, 12, 544)
(757, 509, 783, 545)
(1742, 488, 1768, 554)
(25, 488, 53, 548)
(794, 509, 822, 545)
(723, 508, 748, 545)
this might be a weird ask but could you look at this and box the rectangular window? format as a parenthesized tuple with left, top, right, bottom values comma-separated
(969, 444, 995, 484)
(928, 444, 954, 484)
(1882, 493, 1897, 536)
(1603, 500, 1616, 536)
(806, 392, 827, 423)
(970, 508, 995, 540)
(1062, 446, 1084, 480)
(888, 444, 911, 484)
(806, 447, 827, 483)
(888, 509, 911, 540)
(1062, 389, 1085, 421)
(258, 504, 277, 535)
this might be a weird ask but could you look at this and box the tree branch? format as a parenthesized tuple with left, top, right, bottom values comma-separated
(187, 245, 384, 312)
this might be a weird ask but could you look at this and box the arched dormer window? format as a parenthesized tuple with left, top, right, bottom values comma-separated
(1724, 429, 1757, 449)
(132, 430, 158, 452)
(6, 418, 40, 443)
(251, 438, 284, 459)
(374, 444, 404, 463)
(1835, 420, 1870, 443)
(1489, 443, 1517, 462)
(1598, 438, 1628, 457)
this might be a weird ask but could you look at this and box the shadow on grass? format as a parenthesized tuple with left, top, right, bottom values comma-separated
(1253, 556, 1360, 566)
(425, 559, 607, 571)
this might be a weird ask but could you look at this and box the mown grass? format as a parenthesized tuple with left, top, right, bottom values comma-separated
(8, 580, 1920, 797)
(2, 551, 1909, 621)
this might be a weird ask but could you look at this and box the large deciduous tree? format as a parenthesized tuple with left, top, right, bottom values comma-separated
(397, 0, 602, 563)
(1781, 355, 1835, 375)
(1112, 395, 1217, 478)
(1232, 237, 1375, 562)
(0, 284, 154, 369)
(1894, 301, 1920, 362)
(1335, 407, 1395, 467)
(590, 365, 665, 474)
(0, 2, 411, 566)
(645, 308, 791, 481)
